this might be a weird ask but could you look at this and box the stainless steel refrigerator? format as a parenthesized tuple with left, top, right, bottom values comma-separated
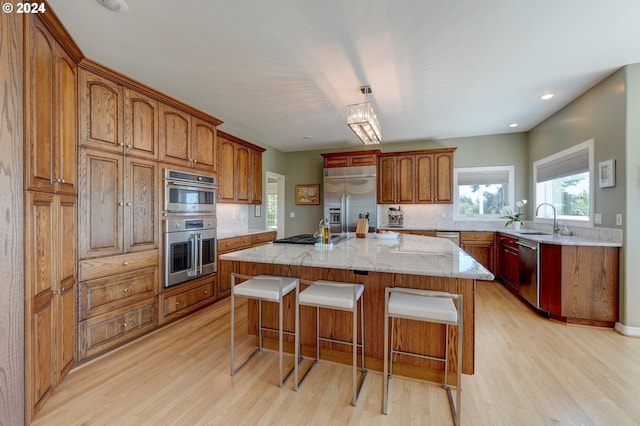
(324, 165, 377, 233)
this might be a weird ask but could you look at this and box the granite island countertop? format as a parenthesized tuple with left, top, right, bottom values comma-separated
(220, 233, 494, 280)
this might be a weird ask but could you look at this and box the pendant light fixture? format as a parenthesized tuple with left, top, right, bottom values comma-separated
(347, 86, 381, 145)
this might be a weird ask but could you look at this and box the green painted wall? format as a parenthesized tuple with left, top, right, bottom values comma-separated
(278, 133, 528, 236)
(624, 64, 640, 328)
(528, 69, 626, 227)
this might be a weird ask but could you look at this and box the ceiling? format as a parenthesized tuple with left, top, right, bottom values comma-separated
(48, 0, 640, 152)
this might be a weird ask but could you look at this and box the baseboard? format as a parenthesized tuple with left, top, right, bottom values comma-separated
(614, 322, 640, 337)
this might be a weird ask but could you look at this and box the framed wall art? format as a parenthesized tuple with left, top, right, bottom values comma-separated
(598, 159, 615, 188)
(295, 184, 320, 205)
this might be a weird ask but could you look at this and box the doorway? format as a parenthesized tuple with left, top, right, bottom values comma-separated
(265, 171, 285, 239)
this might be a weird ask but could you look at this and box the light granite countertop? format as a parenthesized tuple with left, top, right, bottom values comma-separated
(220, 233, 495, 280)
(498, 229, 622, 247)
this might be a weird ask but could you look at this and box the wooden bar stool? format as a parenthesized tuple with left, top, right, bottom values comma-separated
(294, 280, 367, 406)
(383, 287, 463, 426)
(230, 273, 299, 387)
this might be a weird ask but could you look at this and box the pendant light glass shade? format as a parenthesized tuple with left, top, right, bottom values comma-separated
(347, 101, 381, 145)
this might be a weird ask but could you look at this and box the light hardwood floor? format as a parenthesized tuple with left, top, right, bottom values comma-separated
(33, 281, 640, 425)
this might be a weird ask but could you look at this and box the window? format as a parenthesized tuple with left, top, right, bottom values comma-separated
(534, 139, 593, 225)
(266, 194, 277, 229)
(454, 166, 514, 220)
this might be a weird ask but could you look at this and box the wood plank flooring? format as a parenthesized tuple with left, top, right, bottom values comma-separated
(33, 281, 640, 425)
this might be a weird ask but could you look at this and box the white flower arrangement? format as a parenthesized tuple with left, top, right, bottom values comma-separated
(501, 199, 527, 227)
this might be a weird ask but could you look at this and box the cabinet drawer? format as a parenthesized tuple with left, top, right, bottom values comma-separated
(498, 234, 519, 250)
(79, 298, 156, 360)
(79, 267, 157, 320)
(79, 250, 159, 281)
(252, 231, 276, 245)
(163, 282, 214, 317)
(461, 232, 494, 243)
(218, 236, 251, 252)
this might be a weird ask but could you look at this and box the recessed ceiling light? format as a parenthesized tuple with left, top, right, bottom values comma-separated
(96, 0, 128, 12)
(540, 93, 554, 100)
(509, 123, 518, 128)
(303, 136, 313, 140)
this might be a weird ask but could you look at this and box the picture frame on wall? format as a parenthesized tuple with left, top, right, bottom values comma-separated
(295, 184, 320, 205)
(598, 159, 616, 188)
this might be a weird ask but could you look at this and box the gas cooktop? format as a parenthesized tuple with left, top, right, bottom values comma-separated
(273, 233, 348, 245)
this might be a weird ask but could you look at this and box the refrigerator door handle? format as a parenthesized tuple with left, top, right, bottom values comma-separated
(345, 194, 350, 233)
(340, 195, 345, 233)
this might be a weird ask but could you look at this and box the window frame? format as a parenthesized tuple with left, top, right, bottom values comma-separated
(453, 165, 515, 221)
(533, 139, 594, 228)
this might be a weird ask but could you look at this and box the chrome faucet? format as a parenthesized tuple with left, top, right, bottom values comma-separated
(535, 203, 560, 235)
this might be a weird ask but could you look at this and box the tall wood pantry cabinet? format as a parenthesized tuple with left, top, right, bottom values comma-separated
(77, 66, 160, 361)
(23, 14, 79, 422)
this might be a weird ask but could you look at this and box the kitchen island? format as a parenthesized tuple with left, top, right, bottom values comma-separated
(220, 233, 494, 382)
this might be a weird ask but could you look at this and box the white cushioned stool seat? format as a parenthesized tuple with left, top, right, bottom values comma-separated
(388, 292, 458, 323)
(233, 275, 298, 301)
(299, 281, 364, 310)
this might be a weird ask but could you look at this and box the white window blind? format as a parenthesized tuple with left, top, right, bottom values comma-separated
(457, 169, 510, 186)
(536, 147, 589, 183)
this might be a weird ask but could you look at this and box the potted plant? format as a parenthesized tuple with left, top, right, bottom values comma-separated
(501, 200, 527, 230)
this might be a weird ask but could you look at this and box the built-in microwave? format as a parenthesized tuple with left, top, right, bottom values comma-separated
(164, 169, 216, 215)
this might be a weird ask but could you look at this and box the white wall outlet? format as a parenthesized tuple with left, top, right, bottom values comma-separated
(290, 212, 295, 218)
(594, 213, 602, 224)
(616, 214, 623, 226)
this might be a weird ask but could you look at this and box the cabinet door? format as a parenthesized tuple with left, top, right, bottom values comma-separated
(79, 149, 124, 259)
(218, 137, 235, 202)
(124, 88, 158, 160)
(461, 243, 493, 274)
(159, 103, 191, 167)
(235, 145, 250, 203)
(192, 117, 217, 171)
(125, 157, 158, 253)
(415, 154, 433, 203)
(396, 155, 414, 203)
(434, 152, 453, 203)
(25, 191, 56, 411)
(24, 17, 55, 193)
(78, 68, 124, 152)
(54, 46, 78, 195)
(55, 195, 78, 380)
(250, 149, 263, 204)
(377, 156, 396, 203)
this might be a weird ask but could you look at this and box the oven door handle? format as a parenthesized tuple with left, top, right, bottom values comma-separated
(188, 233, 199, 277)
(165, 180, 217, 191)
(197, 233, 203, 274)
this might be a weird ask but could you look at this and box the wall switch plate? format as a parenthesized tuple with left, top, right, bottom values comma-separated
(616, 214, 623, 226)
(594, 213, 602, 224)
(290, 212, 295, 218)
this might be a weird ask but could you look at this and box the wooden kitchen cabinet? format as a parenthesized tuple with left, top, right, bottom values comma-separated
(159, 274, 216, 324)
(217, 231, 276, 299)
(123, 88, 159, 160)
(217, 131, 265, 204)
(461, 231, 495, 274)
(23, 15, 79, 421)
(78, 148, 159, 259)
(159, 104, 217, 171)
(377, 148, 455, 204)
(24, 16, 77, 195)
(321, 150, 380, 168)
(24, 191, 78, 417)
(539, 244, 619, 327)
(497, 233, 519, 293)
(79, 298, 156, 360)
(78, 253, 158, 360)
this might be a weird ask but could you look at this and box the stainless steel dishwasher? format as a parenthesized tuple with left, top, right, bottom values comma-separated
(517, 238, 539, 308)
(435, 231, 460, 246)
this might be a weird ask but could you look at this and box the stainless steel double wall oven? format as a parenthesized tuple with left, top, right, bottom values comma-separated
(163, 169, 217, 288)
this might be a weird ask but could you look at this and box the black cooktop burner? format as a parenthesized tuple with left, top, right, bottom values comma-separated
(273, 234, 317, 245)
